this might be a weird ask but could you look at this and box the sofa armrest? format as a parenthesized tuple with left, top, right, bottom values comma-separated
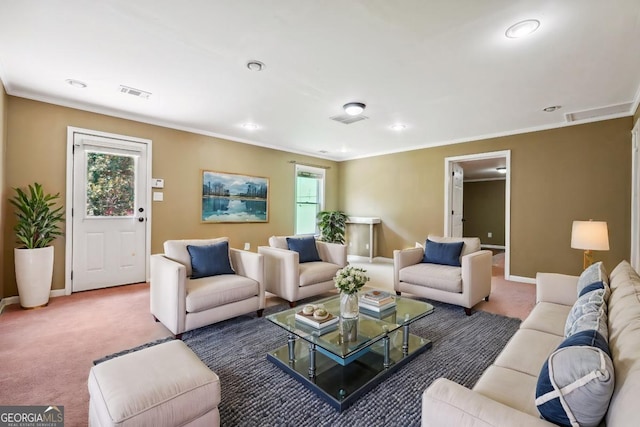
(461, 250, 493, 306)
(422, 378, 553, 427)
(393, 247, 424, 290)
(316, 241, 348, 267)
(150, 254, 187, 335)
(257, 246, 300, 302)
(230, 249, 265, 309)
(535, 272, 578, 306)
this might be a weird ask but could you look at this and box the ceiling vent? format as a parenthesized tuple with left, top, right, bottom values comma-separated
(119, 85, 151, 99)
(329, 114, 369, 124)
(565, 102, 632, 122)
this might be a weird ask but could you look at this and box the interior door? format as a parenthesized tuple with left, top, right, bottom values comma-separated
(451, 163, 464, 237)
(72, 133, 148, 291)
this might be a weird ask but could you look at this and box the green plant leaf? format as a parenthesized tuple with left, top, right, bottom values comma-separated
(10, 182, 64, 249)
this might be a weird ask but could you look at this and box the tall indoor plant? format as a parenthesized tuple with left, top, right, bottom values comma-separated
(317, 210, 348, 244)
(10, 182, 64, 308)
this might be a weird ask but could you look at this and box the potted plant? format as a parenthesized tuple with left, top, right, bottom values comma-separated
(10, 182, 64, 308)
(316, 210, 348, 244)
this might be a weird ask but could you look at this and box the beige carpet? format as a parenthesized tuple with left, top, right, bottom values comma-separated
(0, 256, 534, 426)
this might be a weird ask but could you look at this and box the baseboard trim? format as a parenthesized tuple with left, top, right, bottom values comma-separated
(0, 289, 67, 313)
(0, 296, 20, 314)
(507, 275, 536, 284)
(482, 244, 506, 250)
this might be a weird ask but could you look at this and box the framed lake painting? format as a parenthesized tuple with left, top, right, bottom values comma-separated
(201, 170, 269, 223)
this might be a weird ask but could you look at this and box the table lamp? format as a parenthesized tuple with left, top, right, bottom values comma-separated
(571, 220, 610, 269)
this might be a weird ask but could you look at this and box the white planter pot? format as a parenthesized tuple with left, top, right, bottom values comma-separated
(14, 246, 54, 308)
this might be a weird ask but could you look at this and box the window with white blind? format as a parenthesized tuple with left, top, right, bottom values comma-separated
(295, 165, 325, 235)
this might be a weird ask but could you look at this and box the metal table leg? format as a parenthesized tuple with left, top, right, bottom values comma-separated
(308, 343, 316, 378)
(402, 324, 410, 355)
(287, 333, 296, 363)
(383, 334, 390, 368)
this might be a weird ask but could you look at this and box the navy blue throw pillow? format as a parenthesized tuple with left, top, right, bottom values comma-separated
(286, 236, 321, 263)
(423, 239, 464, 267)
(535, 329, 614, 427)
(187, 241, 235, 279)
(578, 281, 605, 298)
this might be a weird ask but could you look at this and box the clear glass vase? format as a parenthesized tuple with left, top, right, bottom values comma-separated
(339, 292, 359, 342)
(340, 292, 359, 319)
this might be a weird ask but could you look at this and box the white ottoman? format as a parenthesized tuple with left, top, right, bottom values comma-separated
(88, 340, 220, 427)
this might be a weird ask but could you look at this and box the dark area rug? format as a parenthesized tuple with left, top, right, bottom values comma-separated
(99, 300, 521, 427)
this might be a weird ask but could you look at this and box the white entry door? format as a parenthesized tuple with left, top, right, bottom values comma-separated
(72, 132, 148, 292)
(451, 163, 464, 237)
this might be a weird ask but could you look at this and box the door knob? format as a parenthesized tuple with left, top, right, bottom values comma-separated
(138, 217, 144, 222)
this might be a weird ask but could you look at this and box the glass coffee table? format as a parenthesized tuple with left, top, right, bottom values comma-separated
(266, 294, 434, 411)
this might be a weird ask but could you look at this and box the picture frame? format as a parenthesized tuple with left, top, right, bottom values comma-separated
(201, 170, 269, 223)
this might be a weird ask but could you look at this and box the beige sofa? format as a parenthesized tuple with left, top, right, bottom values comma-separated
(422, 260, 640, 426)
(393, 235, 492, 315)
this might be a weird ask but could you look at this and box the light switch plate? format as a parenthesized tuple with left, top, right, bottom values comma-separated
(153, 192, 164, 201)
(152, 178, 164, 188)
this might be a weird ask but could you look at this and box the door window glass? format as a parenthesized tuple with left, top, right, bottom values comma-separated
(86, 152, 136, 217)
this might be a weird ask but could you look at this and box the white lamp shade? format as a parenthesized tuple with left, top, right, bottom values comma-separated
(571, 221, 610, 251)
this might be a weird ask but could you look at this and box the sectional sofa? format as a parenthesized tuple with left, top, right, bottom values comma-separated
(422, 260, 640, 426)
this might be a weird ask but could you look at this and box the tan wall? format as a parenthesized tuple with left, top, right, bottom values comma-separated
(463, 180, 505, 246)
(339, 118, 632, 278)
(0, 82, 7, 298)
(2, 97, 339, 297)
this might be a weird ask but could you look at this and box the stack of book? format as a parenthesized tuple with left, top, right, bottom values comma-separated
(359, 290, 397, 312)
(294, 310, 338, 330)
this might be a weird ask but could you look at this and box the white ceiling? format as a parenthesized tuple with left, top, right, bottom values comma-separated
(1, 1, 639, 161)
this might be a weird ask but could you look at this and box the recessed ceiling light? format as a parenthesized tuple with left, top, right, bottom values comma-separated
(390, 123, 406, 131)
(543, 105, 561, 112)
(246, 60, 265, 71)
(242, 123, 259, 130)
(343, 102, 366, 116)
(496, 167, 507, 174)
(505, 19, 540, 38)
(66, 79, 87, 88)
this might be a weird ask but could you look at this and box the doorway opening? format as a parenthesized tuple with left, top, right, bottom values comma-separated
(444, 150, 511, 279)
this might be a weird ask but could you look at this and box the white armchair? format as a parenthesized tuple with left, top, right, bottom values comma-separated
(393, 235, 492, 315)
(150, 237, 264, 337)
(258, 235, 347, 307)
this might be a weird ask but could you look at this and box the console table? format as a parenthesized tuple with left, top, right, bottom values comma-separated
(346, 216, 381, 262)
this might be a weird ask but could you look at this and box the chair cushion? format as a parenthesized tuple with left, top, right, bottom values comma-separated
(268, 235, 289, 249)
(299, 262, 341, 287)
(164, 237, 228, 277)
(399, 263, 462, 293)
(287, 236, 321, 263)
(535, 330, 614, 427)
(520, 302, 571, 337)
(186, 275, 259, 313)
(423, 239, 464, 267)
(577, 261, 608, 295)
(187, 241, 235, 279)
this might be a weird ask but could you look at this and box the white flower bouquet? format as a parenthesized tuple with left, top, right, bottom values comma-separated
(334, 266, 370, 295)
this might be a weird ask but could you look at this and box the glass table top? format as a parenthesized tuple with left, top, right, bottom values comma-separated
(266, 293, 434, 360)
